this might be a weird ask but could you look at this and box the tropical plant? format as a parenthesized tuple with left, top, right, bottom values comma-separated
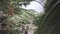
(0, 0, 34, 34)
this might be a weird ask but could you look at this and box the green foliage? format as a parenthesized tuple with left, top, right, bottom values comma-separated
(0, 0, 35, 34)
(0, 0, 33, 14)
(34, 0, 60, 34)
(34, 13, 45, 26)
(13, 8, 34, 23)
(13, 29, 20, 34)
(33, 13, 45, 34)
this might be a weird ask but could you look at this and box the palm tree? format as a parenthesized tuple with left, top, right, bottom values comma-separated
(0, 0, 34, 34)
